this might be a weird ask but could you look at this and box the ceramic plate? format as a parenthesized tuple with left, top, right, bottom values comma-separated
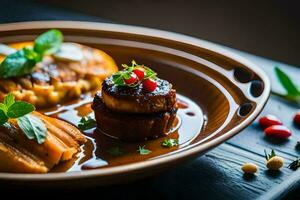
(0, 21, 270, 186)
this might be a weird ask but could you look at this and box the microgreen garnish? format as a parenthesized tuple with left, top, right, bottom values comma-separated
(137, 145, 151, 155)
(272, 67, 300, 105)
(264, 149, 276, 161)
(0, 29, 63, 78)
(112, 60, 157, 87)
(161, 138, 179, 148)
(107, 147, 124, 156)
(0, 93, 47, 144)
(78, 116, 96, 131)
(288, 158, 300, 170)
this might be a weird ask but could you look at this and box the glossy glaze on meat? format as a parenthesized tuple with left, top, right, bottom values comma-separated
(92, 93, 178, 141)
(102, 77, 177, 113)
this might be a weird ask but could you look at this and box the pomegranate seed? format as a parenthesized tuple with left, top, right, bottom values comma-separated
(264, 125, 292, 139)
(133, 67, 145, 80)
(123, 73, 137, 85)
(293, 111, 300, 127)
(259, 115, 282, 129)
(142, 78, 157, 92)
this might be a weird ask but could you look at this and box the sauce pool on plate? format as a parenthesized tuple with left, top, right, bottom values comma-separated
(47, 93, 204, 172)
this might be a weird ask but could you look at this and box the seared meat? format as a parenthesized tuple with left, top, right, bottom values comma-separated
(102, 77, 176, 113)
(92, 93, 177, 141)
(0, 42, 117, 108)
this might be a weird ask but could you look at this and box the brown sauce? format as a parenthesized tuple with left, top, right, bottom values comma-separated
(46, 93, 203, 172)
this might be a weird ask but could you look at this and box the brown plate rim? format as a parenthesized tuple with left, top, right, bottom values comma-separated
(0, 21, 271, 181)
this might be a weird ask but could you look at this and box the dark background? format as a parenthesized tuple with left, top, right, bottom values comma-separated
(1, 0, 300, 199)
(2, 0, 300, 66)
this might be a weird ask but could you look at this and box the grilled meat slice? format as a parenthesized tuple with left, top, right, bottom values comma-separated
(102, 77, 176, 113)
(92, 93, 177, 141)
(0, 112, 86, 173)
(0, 42, 117, 108)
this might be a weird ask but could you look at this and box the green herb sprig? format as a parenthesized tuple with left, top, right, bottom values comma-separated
(137, 145, 151, 155)
(112, 60, 157, 87)
(264, 149, 276, 161)
(0, 93, 47, 144)
(78, 116, 96, 131)
(161, 138, 179, 148)
(0, 29, 63, 78)
(288, 158, 300, 170)
(273, 67, 300, 105)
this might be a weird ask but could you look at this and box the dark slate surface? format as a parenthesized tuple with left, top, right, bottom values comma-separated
(0, 1, 300, 199)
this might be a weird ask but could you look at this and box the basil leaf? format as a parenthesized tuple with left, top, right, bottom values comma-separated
(275, 67, 300, 96)
(78, 116, 96, 131)
(17, 114, 47, 144)
(23, 47, 42, 62)
(0, 49, 36, 78)
(3, 93, 15, 109)
(34, 29, 63, 55)
(0, 103, 6, 113)
(7, 101, 35, 118)
(0, 109, 8, 125)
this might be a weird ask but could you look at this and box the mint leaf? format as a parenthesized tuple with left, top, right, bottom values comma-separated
(275, 67, 300, 96)
(0, 110, 8, 125)
(0, 93, 47, 144)
(0, 49, 36, 78)
(78, 116, 96, 131)
(23, 47, 42, 62)
(17, 114, 47, 144)
(34, 29, 63, 55)
(137, 145, 151, 155)
(7, 101, 35, 118)
(3, 93, 15, 109)
(161, 138, 179, 148)
(0, 103, 6, 113)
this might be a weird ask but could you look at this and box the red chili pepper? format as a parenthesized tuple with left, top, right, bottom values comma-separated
(133, 67, 145, 80)
(264, 125, 292, 139)
(142, 78, 157, 92)
(293, 111, 300, 127)
(259, 115, 282, 129)
(123, 73, 138, 85)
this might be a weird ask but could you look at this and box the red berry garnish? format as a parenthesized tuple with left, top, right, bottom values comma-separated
(259, 115, 282, 129)
(133, 67, 145, 80)
(264, 125, 292, 139)
(142, 78, 157, 92)
(123, 73, 138, 85)
(293, 111, 300, 127)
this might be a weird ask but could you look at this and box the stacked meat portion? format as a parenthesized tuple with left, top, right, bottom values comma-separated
(92, 76, 178, 141)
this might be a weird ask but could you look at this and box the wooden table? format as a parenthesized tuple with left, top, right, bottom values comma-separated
(1, 1, 300, 199)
